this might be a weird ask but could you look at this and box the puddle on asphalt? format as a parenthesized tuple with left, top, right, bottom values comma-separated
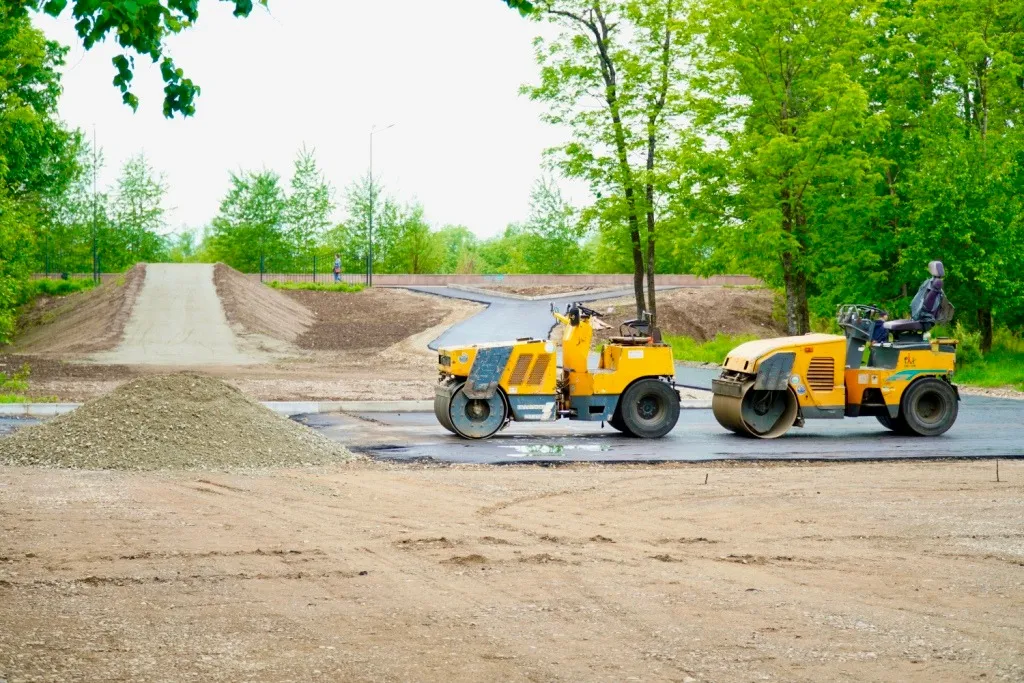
(500, 443, 611, 457)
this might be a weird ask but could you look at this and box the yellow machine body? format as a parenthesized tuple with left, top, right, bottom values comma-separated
(713, 322, 959, 438)
(435, 304, 680, 439)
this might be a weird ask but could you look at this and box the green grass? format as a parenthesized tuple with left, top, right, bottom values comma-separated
(954, 329, 1024, 391)
(0, 394, 58, 403)
(267, 280, 365, 293)
(28, 278, 97, 299)
(0, 364, 57, 402)
(663, 333, 760, 364)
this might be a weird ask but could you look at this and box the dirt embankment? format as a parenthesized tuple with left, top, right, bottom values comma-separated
(283, 287, 476, 351)
(0, 373, 351, 470)
(213, 264, 315, 346)
(0, 459, 1020, 682)
(9, 265, 146, 356)
(597, 286, 782, 341)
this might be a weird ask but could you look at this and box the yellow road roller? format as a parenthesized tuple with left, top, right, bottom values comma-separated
(712, 261, 960, 438)
(435, 303, 680, 439)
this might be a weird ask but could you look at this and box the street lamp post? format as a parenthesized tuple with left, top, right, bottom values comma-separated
(367, 123, 395, 287)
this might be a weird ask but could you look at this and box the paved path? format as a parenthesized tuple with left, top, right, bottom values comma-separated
(405, 286, 658, 349)
(90, 264, 261, 366)
(300, 395, 1024, 463)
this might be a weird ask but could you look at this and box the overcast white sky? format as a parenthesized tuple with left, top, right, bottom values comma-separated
(33, 0, 582, 238)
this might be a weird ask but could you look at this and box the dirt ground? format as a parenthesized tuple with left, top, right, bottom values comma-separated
(0, 459, 1020, 682)
(597, 287, 782, 342)
(3, 288, 481, 402)
(10, 265, 146, 356)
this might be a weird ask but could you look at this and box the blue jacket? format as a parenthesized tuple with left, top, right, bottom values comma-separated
(872, 320, 888, 343)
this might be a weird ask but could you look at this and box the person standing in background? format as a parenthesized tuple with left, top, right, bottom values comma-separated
(333, 253, 341, 283)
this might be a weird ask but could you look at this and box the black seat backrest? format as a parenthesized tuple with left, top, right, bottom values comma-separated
(910, 260, 946, 325)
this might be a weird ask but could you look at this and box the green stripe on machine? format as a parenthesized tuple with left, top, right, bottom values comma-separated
(886, 369, 951, 383)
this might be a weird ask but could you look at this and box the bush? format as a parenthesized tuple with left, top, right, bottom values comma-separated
(17, 278, 97, 307)
(664, 333, 760, 365)
(267, 280, 365, 293)
(952, 322, 983, 366)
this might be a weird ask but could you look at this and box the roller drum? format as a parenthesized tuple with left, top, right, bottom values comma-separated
(712, 381, 797, 439)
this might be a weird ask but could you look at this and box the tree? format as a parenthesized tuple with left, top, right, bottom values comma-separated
(109, 153, 168, 267)
(526, 0, 687, 321)
(688, 0, 884, 334)
(166, 230, 199, 263)
(0, 5, 78, 341)
(891, 0, 1024, 351)
(434, 225, 479, 274)
(520, 176, 585, 273)
(384, 204, 443, 274)
(207, 170, 286, 272)
(285, 146, 335, 265)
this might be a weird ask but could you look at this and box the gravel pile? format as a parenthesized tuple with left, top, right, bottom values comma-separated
(0, 374, 352, 470)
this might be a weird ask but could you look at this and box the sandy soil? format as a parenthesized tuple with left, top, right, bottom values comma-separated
(0, 459, 1020, 682)
(4, 288, 482, 402)
(9, 264, 146, 356)
(597, 287, 782, 341)
(214, 263, 315, 348)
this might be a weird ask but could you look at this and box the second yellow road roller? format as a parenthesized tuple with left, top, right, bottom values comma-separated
(435, 303, 680, 439)
(712, 261, 960, 438)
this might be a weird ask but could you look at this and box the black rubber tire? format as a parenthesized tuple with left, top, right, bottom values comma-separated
(608, 409, 632, 435)
(899, 378, 958, 437)
(875, 412, 910, 434)
(619, 379, 680, 439)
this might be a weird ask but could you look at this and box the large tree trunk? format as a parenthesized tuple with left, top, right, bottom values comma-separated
(977, 307, 993, 353)
(549, 5, 646, 318)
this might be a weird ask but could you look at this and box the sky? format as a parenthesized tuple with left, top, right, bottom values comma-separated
(33, 0, 583, 238)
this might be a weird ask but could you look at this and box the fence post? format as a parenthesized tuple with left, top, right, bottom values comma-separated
(260, 254, 265, 283)
(313, 254, 317, 284)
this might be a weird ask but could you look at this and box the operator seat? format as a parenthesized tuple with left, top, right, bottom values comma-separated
(884, 261, 946, 334)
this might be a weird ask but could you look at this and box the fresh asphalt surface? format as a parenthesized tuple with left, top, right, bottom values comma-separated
(297, 395, 1024, 464)
(404, 286, 673, 349)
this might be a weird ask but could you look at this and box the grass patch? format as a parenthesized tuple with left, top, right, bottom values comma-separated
(0, 364, 58, 403)
(664, 333, 760, 365)
(954, 329, 1024, 391)
(0, 364, 29, 394)
(28, 278, 96, 300)
(267, 280, 365, 293)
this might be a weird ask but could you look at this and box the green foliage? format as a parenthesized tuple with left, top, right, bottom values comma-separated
(0, 364, 29, 394)
(24, 277, 95, 301)
(0, 364, 55, 403)
(14, 0, 268, 118)
(266, 280, 364, 293)
(954, 330, 1024, 391)
(106, 153, 169, 268)
(952, 323, 983, 366)
(0, 8, 79, 343)
(285, 146, 335, 260)
(664, 334, 760, 365)
(206, 170, 287, 271)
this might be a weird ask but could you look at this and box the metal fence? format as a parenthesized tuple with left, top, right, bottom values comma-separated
(255, 254, 368, 285)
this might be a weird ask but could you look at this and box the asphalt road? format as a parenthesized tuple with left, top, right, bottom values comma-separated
(403, 286, 666, 350)
(298, 395, 1024, 464)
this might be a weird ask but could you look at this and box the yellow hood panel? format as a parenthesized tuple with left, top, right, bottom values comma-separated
(723, 333, 845, 372)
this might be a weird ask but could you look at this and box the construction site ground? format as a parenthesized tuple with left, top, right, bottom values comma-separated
(1, 459, 1021, 682)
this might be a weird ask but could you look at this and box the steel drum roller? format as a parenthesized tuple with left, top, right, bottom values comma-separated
(712, 381, 798, 439)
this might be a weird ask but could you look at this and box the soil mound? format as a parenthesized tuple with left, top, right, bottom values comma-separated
(10, 265, 146, 356)
(213, 264, 314, 343)
(597, 287, 782, 342)
(0, 374, 351, 470)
